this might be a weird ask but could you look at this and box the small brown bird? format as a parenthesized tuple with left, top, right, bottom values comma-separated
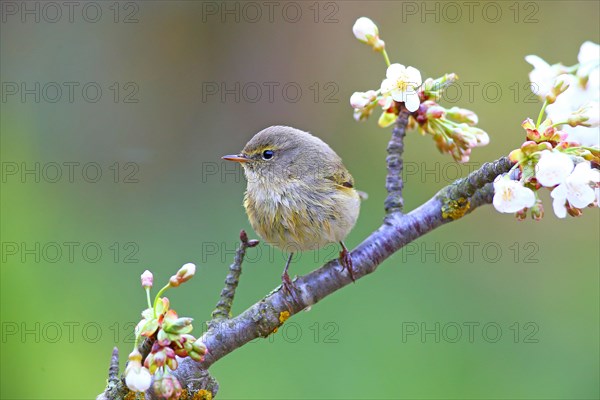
(223, 126, 361, 293)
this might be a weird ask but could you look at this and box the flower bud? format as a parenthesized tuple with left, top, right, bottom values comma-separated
(154, 350, 167, 366)
(162, 309, 194, 335)
(140, 270, 153, 289)
(169, 262, 196, 287)
(180, 334, 195, 352)
(352, 17, 378, 42)
(446, 106, 479, 125)
(421, 73, 459, 100)
(472, 127, 490, 146)
(153, 372, 182, 399)
(424, 104, 445, 119)
(125, 350, 152, 392)
(530, 200, 544, 221)
(192, 338, 208, 355)
(515, 208, 528, 221)
(350, 90, 377, 109)
(189, 338, 208, 362)
(352, 17, 384, 50)
(165, 317, 194, 332)
(144, 350, 166, 374)
(166, 355, 178, 370)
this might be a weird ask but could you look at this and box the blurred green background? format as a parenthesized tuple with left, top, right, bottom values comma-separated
(1, 1, 599, 399)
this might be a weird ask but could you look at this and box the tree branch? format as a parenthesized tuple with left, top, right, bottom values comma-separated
(97, 347, 129, 400)
(210, 230, 259, 327)
(108, 347, 120, 384)
(385, 108, 411, 215)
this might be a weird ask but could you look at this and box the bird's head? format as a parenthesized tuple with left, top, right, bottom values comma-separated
(222, 126, 339, 185)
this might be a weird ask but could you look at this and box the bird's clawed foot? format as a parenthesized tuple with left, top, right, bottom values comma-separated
(281, 252, 300, 303)
(281, 271, 300, 303)
(339, 242, 355, 282)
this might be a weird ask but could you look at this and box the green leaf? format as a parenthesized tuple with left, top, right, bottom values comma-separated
(378, 111, 396, 128)
(141, 319, 159, 337)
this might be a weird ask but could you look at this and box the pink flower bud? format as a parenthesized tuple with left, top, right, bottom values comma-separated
(192, 338, 208, 355)
(140, 270, 153, 288)
(350, 90, 377, 109)
(169, 263, 196, 287)
(425, 105, 445, 119)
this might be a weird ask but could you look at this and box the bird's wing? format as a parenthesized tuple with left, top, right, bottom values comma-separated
(325, 163, 355, 189)
(324, 164, 368, 200)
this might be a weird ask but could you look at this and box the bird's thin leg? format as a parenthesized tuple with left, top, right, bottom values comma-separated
(281, 253, 299, 301)
(339, 241, 355, 282)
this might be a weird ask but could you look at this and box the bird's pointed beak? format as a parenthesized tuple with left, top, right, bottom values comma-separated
(222, 154, 250, 163)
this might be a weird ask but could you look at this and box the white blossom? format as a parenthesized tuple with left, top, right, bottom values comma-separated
(493, 175, 536, 213)
(525, 55, 563, 98)
(125, 362, 152, 392)
(551, 161, 600, 218)
(578, 41, 599, 64)
(535, 150, 574, 187)
(380, 64, 422, 112)
(577, 41, 600, 78)
(544, 42, 600, 146)
(563, 126, 599, 146)
(547, 76, 599, 146)
(564, 101, 600, 146)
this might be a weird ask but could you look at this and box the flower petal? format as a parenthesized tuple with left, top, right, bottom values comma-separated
(386, 63, 405, 80)
(550, 183, 568, 200)
(525, 55, 550, 70)
(404, 92, 421, 112)
(578, 41, 600, 65)
(552, 197, 568, 218)
(380, 78, 394, 94)
(390, 89, 406, 103)
(535, 150, 574, 187)
(518, 186, 536, 209)
(406, 66, 422, 86)
(568, 186, 596, 208)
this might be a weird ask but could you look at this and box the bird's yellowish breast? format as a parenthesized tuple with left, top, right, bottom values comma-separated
(243, 177, 359, 252)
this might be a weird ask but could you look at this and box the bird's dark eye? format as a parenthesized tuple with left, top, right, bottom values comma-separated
(262, 150, 274, 160)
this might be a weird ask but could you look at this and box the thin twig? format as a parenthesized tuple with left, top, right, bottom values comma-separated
(210, 230, 258, 326)
(385, 109, 411, 215)
(107, 347, 119, 384)
(96, 347, 130, 400)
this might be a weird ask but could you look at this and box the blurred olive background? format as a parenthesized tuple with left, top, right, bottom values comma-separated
(1, 1, 599, 399)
